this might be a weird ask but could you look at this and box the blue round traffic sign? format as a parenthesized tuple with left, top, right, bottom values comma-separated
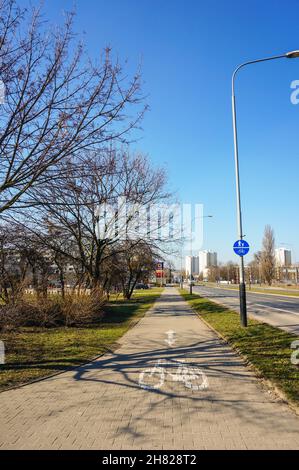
(233, 239, 250, 257)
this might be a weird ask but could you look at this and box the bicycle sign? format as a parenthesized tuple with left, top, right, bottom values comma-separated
(233, 239, 250, 257)
(138, 359, 209, 391)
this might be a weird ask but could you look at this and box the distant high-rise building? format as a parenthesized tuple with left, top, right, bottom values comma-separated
(199, 250, 217, 278)
(185, 256, 199, 276)
(275, 248, 292, 267)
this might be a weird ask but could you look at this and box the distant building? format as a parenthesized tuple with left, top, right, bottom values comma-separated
(185, 256, 199, 276)
(275, 248, 292, 267)
(199, 250, 218, 278)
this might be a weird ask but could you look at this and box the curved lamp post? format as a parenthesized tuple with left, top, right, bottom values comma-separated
(232, 50, 299, 327)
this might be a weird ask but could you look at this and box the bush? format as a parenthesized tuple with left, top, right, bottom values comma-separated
(62, 290, 105, 326)
(0, 290, 105, 330)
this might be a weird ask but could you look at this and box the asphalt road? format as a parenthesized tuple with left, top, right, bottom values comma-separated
(191, 285, 299, 335)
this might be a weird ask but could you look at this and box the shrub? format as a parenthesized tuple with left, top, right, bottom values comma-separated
(0, 290, 105, 330)
(62, 289, 105, 326)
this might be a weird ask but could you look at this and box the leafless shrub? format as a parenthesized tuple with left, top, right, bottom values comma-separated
(0, 290, 105, 330)
(62, 289, 105, 326)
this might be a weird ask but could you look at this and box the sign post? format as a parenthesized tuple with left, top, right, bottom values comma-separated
(233, 240, 250, 326)
(155, 262, 164, 287)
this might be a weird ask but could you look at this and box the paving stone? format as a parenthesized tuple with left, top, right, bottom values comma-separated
(0, 288, 298, 449)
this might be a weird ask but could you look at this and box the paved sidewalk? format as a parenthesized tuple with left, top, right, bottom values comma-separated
(1, 288, 299, 449)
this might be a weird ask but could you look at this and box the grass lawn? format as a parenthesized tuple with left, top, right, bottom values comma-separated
(0, 288, 162, 391)
(180, 289, 299, 406)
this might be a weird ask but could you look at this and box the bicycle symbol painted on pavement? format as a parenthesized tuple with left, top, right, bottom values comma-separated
(138, 359, 209, 391)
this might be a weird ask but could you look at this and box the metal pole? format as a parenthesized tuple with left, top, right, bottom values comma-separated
(231, 52, 292, 327)
(189, 229, 193, 295)
(180, 252, 183, 289)
(232, 91, 247, 327)
(180, 226, 184, 289)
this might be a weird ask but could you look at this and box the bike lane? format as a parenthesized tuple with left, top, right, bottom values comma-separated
(1, 287, 299, 449)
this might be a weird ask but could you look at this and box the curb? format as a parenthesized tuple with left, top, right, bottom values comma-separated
(179, 290, 299, 417)
(190, 289, 299, 336)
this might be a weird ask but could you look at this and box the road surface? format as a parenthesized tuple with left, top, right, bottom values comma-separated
(192, 285, 299, 335)
(1, 288, 298, 449)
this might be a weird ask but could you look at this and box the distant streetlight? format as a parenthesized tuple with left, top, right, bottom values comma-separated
(232, 51, 299, 327)
(189, 215, 213, 295)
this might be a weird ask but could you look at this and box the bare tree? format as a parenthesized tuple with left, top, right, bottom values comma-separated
(261, 225, 275, 285)
(114, 242, 156, 299)
(0, 223, 48, 302)
(218, 261, 238, 283)
(248, 251, 262, 284)
(207, 265, 219, 283)
(0, 0, 145, 213)
(10, 150, 169, 290)
(0, 227, 27, 303)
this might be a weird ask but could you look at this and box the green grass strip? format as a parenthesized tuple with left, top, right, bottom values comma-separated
(180, 289, 299, 406)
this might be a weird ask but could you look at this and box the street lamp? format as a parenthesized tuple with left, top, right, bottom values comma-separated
(232, 50, 299, 327)
(189, 215, 213, 295)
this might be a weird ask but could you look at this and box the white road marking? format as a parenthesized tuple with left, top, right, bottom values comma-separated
(197, 286, 299, 299)
(199, 288, 298, 307)
(254, 303, 299, 316)
(247, 294, 297, 303)
(165, 330, 176, 347)
(138, 359, 209, 391)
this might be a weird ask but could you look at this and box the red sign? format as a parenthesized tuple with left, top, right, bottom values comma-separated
(156, 270, 164, 278)
(155, 261, 164, 278)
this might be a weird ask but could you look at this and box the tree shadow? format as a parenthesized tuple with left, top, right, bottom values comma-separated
(57, 336, 299, 440)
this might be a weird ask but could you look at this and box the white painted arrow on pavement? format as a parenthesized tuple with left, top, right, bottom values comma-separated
(165, 330, 176, 347)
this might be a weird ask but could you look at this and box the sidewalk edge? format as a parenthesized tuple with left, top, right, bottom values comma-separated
(183, 294, 299, 418)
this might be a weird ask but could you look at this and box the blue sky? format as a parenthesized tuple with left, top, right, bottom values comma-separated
(22, 0, 299, 263)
